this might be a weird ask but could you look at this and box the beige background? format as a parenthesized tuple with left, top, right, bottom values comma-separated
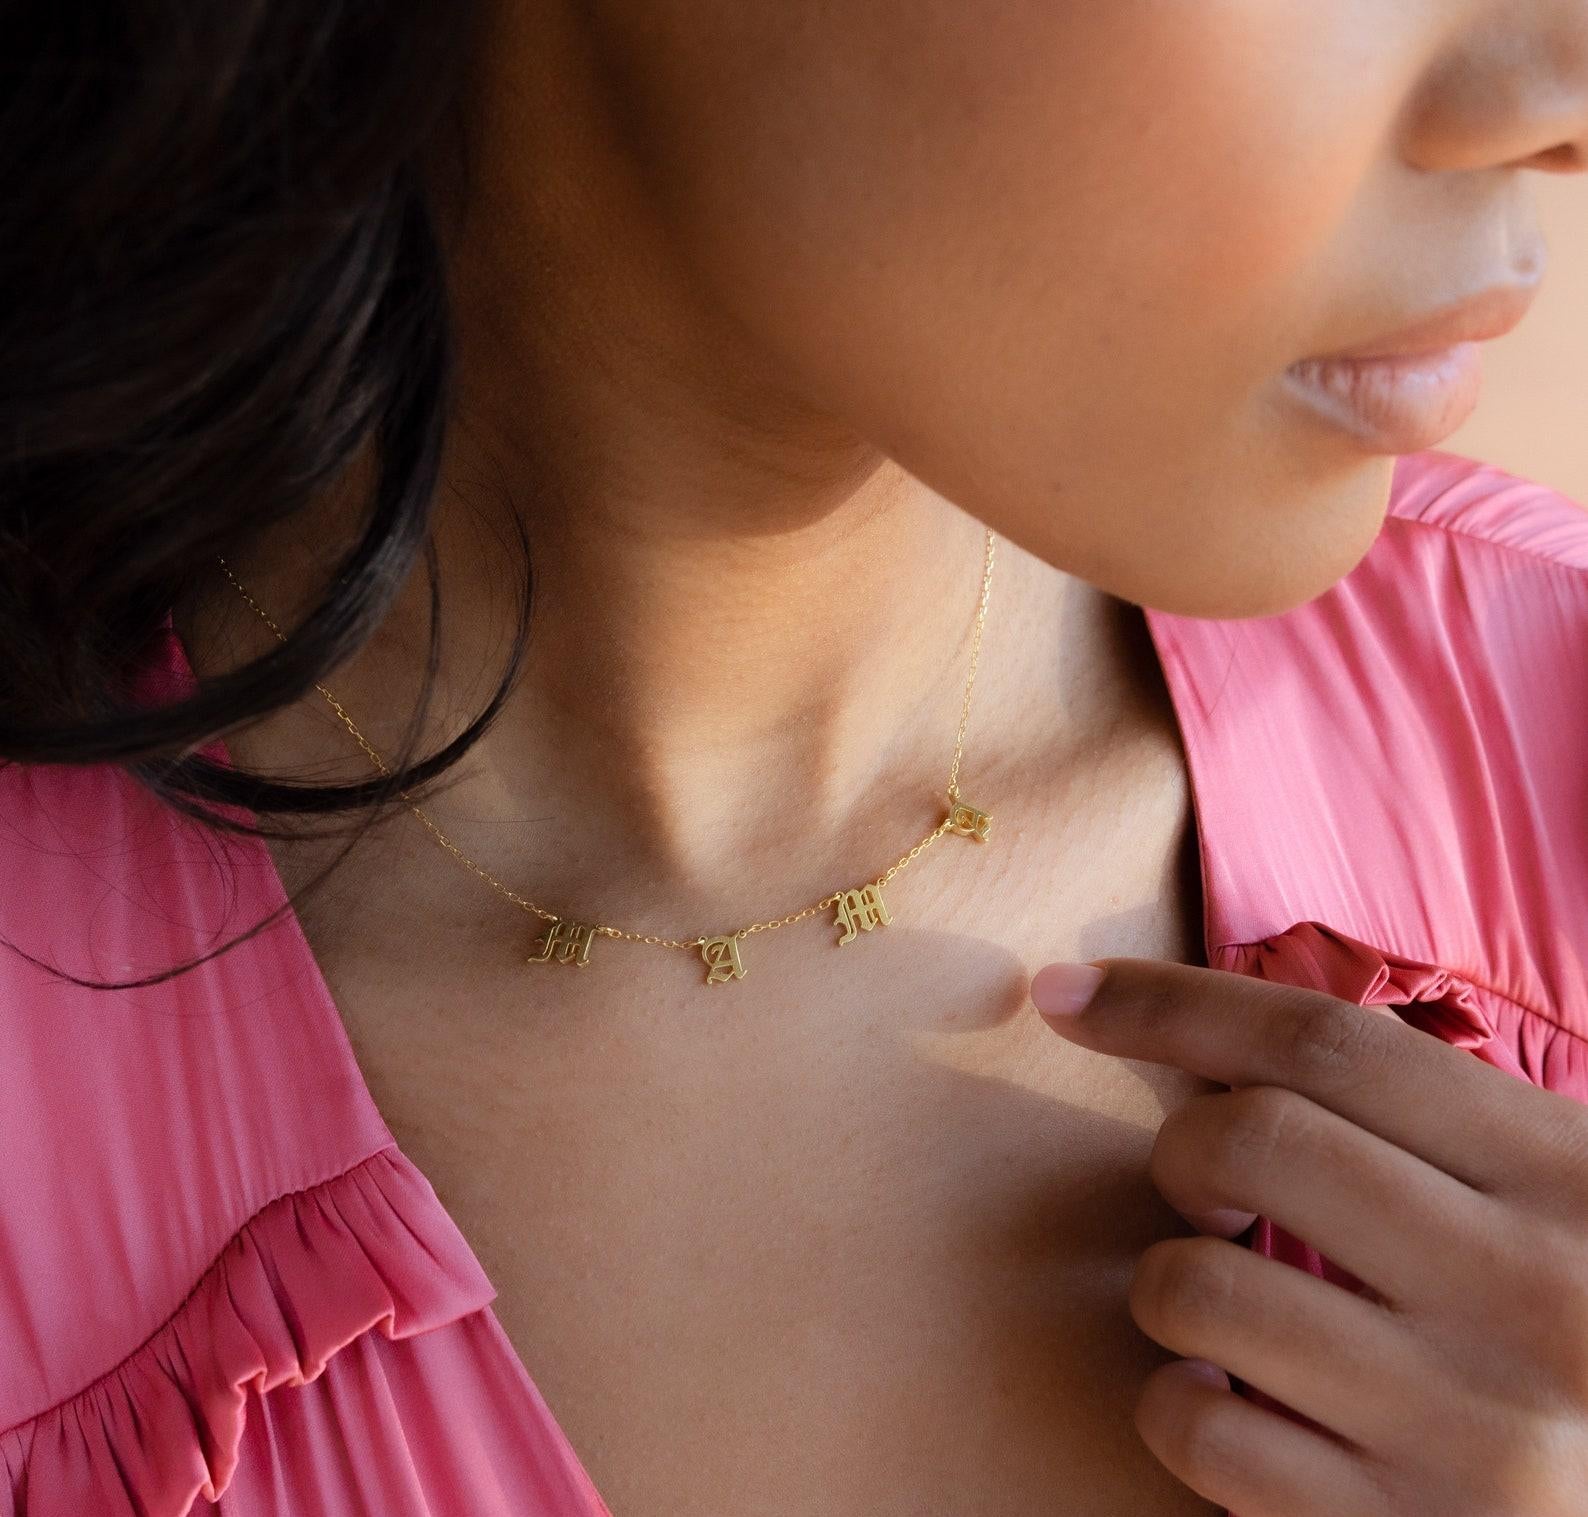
(1447, 176, 1588, 503)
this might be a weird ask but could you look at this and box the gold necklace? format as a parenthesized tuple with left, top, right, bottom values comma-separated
(215, 526, 997, 985)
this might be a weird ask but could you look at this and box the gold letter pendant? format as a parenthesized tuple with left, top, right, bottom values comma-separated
(528, 918, 597, 967)
(833, 882, 891, 945)
(700, 935, 746, 985)
(947, 798, 992, 842)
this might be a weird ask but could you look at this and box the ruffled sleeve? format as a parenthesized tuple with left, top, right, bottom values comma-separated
(0, 1145, 496, 1517)
(0, 724, 613, 1516)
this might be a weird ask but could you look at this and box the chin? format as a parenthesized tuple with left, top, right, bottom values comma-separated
(1111, 458, 1397, 621)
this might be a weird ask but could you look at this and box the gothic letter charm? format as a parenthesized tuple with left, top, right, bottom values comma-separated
(700, 935, 746, 984)
(833, 882, 891, 945)
(947, 799, 992, 842)
(528, 918, 596, 967)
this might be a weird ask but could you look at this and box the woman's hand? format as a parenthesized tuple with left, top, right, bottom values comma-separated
(1030, 957, 1588, 1517)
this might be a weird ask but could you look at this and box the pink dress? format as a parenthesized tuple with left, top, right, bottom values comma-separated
(2, 447, 1586, 1517)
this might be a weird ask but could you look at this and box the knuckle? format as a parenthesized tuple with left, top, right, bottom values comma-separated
(1200, 1085, 1305, 1188)
(1131, 1236, 1238, 1339)
(1133, 974, 1183, 1029)
(1282, 991, 1377, 1082)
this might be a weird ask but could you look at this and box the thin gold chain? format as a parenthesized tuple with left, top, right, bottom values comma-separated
(214, 525, 997, 963)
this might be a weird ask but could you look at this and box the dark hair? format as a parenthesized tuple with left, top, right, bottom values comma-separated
(0, 3, 533, 985)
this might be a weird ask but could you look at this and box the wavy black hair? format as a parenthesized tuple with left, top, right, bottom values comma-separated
(1, 3, 535, 986)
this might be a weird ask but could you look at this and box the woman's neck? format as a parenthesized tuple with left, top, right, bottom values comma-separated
(462, 452, 998, 817)
(173, 115, 1135, 912)
(187, 420, 1112, 903)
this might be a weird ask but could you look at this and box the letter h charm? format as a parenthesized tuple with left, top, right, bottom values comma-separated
(529, 918, 596, 967)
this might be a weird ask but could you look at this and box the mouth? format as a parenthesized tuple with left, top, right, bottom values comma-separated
(1281, 343, 1487, 454)
(1280, 276, 1542, 454)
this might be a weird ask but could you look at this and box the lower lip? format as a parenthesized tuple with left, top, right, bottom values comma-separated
(1281, 342, 1485, 454)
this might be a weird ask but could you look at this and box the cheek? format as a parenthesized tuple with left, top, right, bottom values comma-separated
(1065, 1, 1405, 303)
(614, 1, 1422, 614)
(610, 1, 1401, 380)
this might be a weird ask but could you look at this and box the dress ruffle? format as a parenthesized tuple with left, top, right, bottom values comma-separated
(0, 1145, 496, 1517)
(1217, 917, 1529, 1081)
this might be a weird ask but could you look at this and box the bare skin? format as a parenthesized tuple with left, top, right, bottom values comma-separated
(171, 0, 1586, 1509)
(183, 553, 1223, 1514)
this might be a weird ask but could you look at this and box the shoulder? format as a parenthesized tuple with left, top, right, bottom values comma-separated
(1325, 452, 1588, 1019)
(1149, 448, 1588, 740)
(0, 751, 402, 1456)
(1148, 449, 1588, 1027)
(1362, 451, 1588, 805)
(1381, 447, 1588, 570)
(1342, 448, 1588, 729)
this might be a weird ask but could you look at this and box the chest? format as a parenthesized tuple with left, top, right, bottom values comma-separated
(286, 761, 1223, 1516)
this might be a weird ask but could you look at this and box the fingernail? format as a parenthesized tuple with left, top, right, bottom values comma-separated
(1183, 1206, 1259, 1238)
(1166, 1358, 1229, 1391)
(1030, 962, 1105, 1018)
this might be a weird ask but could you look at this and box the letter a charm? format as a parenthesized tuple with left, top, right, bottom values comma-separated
(528, 918, 597, 967)
(700, 935, 746, 984)
(833, 882, 891, 945)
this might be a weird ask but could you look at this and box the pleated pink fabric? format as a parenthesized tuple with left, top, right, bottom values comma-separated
(2, 445, 1586, 1516)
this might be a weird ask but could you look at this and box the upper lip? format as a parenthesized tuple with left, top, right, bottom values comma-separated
(1299, 276, 1545, 363)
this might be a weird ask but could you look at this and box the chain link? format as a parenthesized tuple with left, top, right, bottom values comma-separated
(216, 524, 996, 953)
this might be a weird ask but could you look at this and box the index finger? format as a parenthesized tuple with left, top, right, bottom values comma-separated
(1032, 956, 1563, 1193)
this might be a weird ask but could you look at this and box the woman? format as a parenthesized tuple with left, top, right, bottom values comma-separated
(3, 2, 1587, 1514)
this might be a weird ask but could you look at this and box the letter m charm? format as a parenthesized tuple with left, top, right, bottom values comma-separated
(833, 883, 891, 945)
